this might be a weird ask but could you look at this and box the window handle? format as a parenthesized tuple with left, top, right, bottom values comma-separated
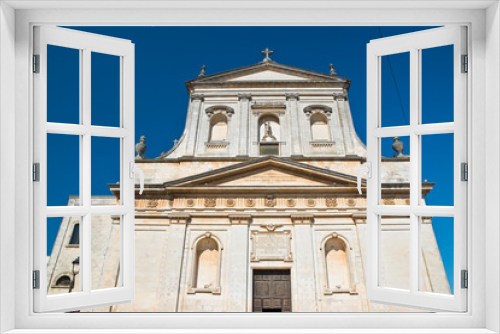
(129, 161, 145, 195)
(357, 162, 371, 195)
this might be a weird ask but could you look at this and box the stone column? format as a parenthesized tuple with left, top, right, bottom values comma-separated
(291, 214, 317, 312)
(286, 93, 302, 157)
(336, 93, 355, 155)
(157, 213, 190, 312)
(185, 94, 204, 157)
(226, 214, 251, 312)
(237, 94, 251, 157)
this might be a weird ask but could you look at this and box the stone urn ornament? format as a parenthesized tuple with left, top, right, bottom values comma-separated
(136, 135, 147, 159)
(392, 136, 405, 157)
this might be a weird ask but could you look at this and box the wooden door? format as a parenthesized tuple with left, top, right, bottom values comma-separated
(253, 269, 291, 312)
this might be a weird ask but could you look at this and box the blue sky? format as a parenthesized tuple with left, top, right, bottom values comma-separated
(46, 26, 455, 293)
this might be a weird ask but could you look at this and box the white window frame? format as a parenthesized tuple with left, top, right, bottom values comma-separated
(33, 25, 136, 313)
(366, 26, 467, 312)
(0, 2, 498, 333)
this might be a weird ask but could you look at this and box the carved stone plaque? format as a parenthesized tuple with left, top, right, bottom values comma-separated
(251, 231, 292, 262)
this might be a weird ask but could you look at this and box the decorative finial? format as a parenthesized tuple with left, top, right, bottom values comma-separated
(135, 135, 147, 159)
(329, 64, 337, 76)
(198, 65, 206, 77)
(261, 48, 273, 63)
(392, 136, 405, 157)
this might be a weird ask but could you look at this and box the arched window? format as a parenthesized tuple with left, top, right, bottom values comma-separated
(69, 223, 79, 245)
(189, 234, 222, 294)
(55, 275, 71, 287)
(310, 113, 331, 141)
(209, 114, 228, 142)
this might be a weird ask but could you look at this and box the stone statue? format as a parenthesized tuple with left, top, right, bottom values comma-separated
(392, 136, 404, 157)
(136, 136, 147, 159)
(261, 121, 277, 141)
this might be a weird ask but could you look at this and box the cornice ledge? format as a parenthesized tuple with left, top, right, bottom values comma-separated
(290, 213, 314, 224)
(168, 212, 191, 224)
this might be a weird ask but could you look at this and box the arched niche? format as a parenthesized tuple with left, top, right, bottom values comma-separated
(320, 233, 357, 294)
(258, 114, 280, 142)
(209, 114, 228, 142)
(188, 233, 223, 294)
(310, 113, 331, 141)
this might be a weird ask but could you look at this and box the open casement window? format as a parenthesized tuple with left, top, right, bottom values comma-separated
(33, 26, 140, 312)
(365, 26, 467, 312)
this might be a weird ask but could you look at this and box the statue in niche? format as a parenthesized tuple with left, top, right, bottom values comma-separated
(261, 121, 277, 142)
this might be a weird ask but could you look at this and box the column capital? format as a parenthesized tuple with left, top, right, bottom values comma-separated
(168, 213, 191, 224)
(191, 94, 204, 102)
(291, 213, 314, 224)
(228, 214, 252, 225)
(285, 93, 299, 101)
(333, 93, 345, 101)
(238, 93, 252, 101)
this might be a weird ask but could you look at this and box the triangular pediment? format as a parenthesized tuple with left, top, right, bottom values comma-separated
(226, 70, 309, 82)
(164, 157, 359, 188)
(187, 61, 349, 86)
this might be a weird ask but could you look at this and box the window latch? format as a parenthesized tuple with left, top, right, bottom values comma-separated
(461, 162, 468, 182)
(129, 161, 144, 195)
(461, 270, 468, 289)
(33, 163, 40, 182)
(357, 161, 372, 195)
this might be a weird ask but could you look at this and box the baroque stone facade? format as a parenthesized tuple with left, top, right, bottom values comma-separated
(47, 54, 448, 312)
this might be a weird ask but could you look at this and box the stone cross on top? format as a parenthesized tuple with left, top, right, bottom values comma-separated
(261, 48, 273, 63)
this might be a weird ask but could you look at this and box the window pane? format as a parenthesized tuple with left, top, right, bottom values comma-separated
(421, 216, 454, 295)
(380, 215, 410, 291)
(47, 133, 80, 206)
(381, 52, 410, 127)
(91, 136, 121, 203)
(47, 45, 80, 124)
(421, 45, 454, 124)
(91, 52, 120, 127)
(47, 216, 81, 295)
(91, 215, 122, 291)
(421, 133, 454, 206)
(380, 136, 410, 205)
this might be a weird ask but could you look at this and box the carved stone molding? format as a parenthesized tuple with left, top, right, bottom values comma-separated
(285, 198, 296, 207)
(251, 102, 286, 110)
(146, 199, 158, 208)
(168, 213, 190, 224)
(291, 213, 314, 224)
(205, 141, 229, 150)
(228, 214, 252, 225)
(186, 199, 195, 207)
(285, 93, 299, 101)
(191, 94, 204, 102)
(261, 224, 283, 232)
(333, 93, 345, 101)
(383, 198, 396, 205)
(306, 198, 316, 207)
(238, 93, 252, 102)
(303, 105, 333, 118)
(325, 198, 338, 208)
(204, 198, 217, 207)
(245, 198, 256, 207)
(346, 198, 357, 207)
(205, 105, 235, 119)
(264, 195, 276, 208)
(226, 198, 236, 207)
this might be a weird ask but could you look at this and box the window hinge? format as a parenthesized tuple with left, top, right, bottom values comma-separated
(33, 54, 40, 73)
(461, 54, 468, 73)
(461, 162, 468, 181)
(33, 163, 40, 182)
(461, 269, 468, 289)
(33, 270, 40, 289)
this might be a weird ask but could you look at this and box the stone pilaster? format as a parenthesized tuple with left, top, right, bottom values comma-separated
(237, 94, 251, 156)
(286, 93, 302, 156)
(157, 213, 190, 311)
(293, 222, 318, 311)
(226, 214, 251, 311)
(185, 94, 204, 157)
(335, 93, 355, 156)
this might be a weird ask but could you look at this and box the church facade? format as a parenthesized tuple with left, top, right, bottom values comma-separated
(46, 51, 450, 312)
